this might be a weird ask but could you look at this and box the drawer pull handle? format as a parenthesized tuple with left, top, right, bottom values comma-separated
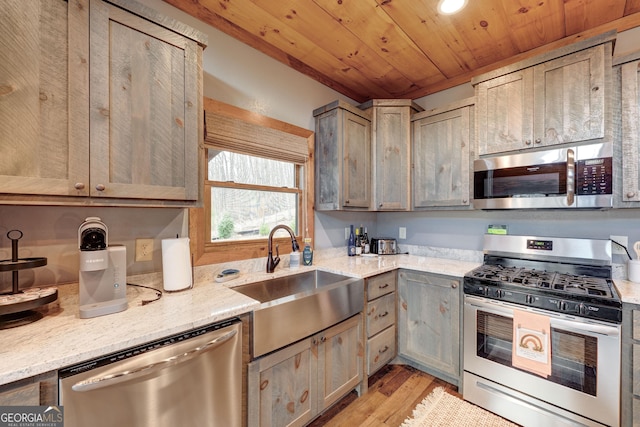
(379, 283, 389, 289)
(378, 311, 389, 318)
(379, 345, 389, 354)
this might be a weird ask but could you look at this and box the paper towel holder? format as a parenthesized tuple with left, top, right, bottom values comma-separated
(161, 236, 194, 293)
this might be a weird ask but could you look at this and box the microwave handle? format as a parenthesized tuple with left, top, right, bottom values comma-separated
(566, 149, 575, 206)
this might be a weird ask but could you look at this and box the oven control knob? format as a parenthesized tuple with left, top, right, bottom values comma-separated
(525, 294, 535, 304)
(495, 289, 504, 298)
(558, 300, 568, 311)
(579, 303, 588, 315)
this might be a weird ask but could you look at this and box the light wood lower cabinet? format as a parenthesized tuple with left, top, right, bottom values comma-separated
(365, 271, 397, 377)
(247, 315, 363, 427)
(621, 303, 640, 426)
(0, 371, 57, 406)
(397, 270, 461, 386)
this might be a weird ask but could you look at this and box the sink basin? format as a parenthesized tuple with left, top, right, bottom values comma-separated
(233, 270, 364, 358)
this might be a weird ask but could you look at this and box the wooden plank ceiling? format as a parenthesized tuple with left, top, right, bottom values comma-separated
(164, 0, 640, 103)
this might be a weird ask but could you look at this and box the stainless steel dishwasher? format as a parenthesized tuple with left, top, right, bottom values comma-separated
(59, 318, 242, 427)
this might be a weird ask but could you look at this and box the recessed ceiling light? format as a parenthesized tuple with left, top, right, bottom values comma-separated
(438, 0, 468, 15)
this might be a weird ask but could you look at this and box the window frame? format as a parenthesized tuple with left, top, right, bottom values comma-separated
(190, 98, 314, 266)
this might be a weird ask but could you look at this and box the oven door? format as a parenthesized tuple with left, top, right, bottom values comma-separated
(463, 295, 620, 427)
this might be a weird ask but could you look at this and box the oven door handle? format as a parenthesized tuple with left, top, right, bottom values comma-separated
(566, 148, 575, 206)
(71, 329, 237, 392)
(550, 317, 620, 337)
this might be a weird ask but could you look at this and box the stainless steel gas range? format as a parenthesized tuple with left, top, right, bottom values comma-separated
(463, 234, 621, 427)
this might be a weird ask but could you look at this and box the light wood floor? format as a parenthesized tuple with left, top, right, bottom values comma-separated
(309, 364, 461, 427)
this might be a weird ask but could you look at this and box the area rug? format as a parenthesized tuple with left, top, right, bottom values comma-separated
(400, 387, 519, 427)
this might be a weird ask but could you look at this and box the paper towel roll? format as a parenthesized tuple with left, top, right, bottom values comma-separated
(162, 237, 192, 292)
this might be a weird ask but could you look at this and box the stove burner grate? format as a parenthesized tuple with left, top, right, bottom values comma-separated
(468, 265, 615, 299)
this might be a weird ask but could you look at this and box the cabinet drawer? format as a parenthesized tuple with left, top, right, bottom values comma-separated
(367, 293, 395, 337)
(367, 271, 396, 301)
(367, 326, 396, 376)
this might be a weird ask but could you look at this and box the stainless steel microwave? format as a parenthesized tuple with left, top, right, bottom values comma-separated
(473, 142, 613, 209)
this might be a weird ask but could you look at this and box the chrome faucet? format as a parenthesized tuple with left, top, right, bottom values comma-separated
(266, 224, 300, 273)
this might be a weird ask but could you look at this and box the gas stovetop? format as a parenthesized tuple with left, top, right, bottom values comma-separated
(463, 235, 622, 323)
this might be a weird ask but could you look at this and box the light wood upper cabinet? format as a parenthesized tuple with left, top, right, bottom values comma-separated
(411, 98, 473, 208)
(314, 100, 371, 210)
(0, 0, 88, 197)
(360, 99, 423, 211)
(474, 33, 613, 156)
(616, 53, 640, 204)
(475, 69, 533, 155)
(89, 0, 202, 201)
(0, 0, 206, 205)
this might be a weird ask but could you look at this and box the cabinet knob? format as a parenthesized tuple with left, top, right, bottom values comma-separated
(525, 140, 532, 145)
(320, 336, 327, 343)
(451, 282, 458, 289)
(95, 184, 106, 192)
(74, 182, 85, 190)
(345, 200, 350, 204)
(535, 138, 542, 144)
(627, 191, 636, 198)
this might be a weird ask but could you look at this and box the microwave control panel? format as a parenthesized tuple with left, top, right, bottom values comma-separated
(576, 157, 612, 195)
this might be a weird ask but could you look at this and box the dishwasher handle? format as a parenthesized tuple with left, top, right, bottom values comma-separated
(71, 329, 237, 392)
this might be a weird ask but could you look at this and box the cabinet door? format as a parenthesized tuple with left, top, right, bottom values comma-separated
(315, 108, 340, 210)
(342, 110, 371, 208)
(0, 0, 89, 197)
(398, 270, 460, 381)
(372, 106, 411, 210)
(412, 106, 471, 207)
(316, 315, 363, 411)
(620, 60, 640, 202)
(533, 44, 607, 147)
(476, 69, 534, 155)
(89, 0, 200, 200)
(247, 339, 316, 427)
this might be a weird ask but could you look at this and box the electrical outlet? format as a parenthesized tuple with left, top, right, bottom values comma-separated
(135, 238, 154, 262)
(610, 235, 628, 255)
(345, 227, 349, 240)
(399, 227, 407, 240)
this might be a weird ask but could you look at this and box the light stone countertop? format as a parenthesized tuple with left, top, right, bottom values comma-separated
(613, 278, 640, 305)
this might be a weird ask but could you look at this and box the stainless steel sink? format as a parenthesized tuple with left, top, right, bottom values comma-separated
(233, 270, 364, 358)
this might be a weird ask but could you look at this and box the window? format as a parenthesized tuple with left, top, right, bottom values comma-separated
(190, 98, 314, 265)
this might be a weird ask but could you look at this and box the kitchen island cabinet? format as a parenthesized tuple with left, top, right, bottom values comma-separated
(313, 100, 371, 210)
(247, 314, 363, 427)
(359, 99, 423, 211)
(0, 0, 206, 206)
(397, 270, 461, 387)
(411, 98, 473, 208)
(473, 32, 613, 156)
